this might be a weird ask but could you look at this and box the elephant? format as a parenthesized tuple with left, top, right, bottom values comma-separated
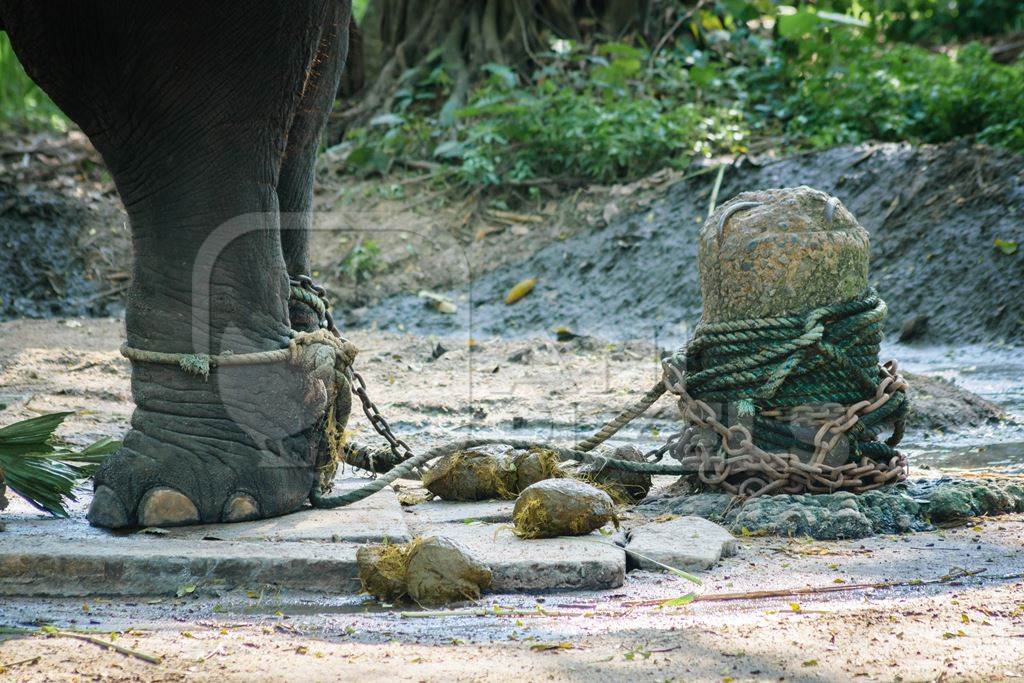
(1, 1, 356, 528)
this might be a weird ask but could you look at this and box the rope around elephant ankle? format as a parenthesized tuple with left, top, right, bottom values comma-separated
(119, 328, 357, 380)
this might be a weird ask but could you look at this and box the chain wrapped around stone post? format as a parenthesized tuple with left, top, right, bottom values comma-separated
(662, 186, 910, 497)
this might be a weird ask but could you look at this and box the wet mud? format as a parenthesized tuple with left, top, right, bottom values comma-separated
(0, 183, 121, 318)
(0, 132, 128, 320)
(361, 142, 1024, 346)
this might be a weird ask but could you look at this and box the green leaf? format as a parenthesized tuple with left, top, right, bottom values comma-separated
(659, 593, 697, 607)
(481, 63, 517, 89)
(368, 113, 404, 127)
(994, 238, 1018, 255)
(433, 140, 466, 159)
(777, 8, 818, 39)
(0, 413, 117, 516)
(0, 412, 71, 445)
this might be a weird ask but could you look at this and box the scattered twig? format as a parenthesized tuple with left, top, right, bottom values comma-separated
(706, 164, 726, 217)
(1, 627, 163, 665)
(849, 147, 878, 167)
(397, 568, 1006, 618)
(624, 568, 987, 607)
(401, 606, 628, 619)
(78, 283, 129, 305)
(53, 631, 163, 665)
(0, 655, 41, 671)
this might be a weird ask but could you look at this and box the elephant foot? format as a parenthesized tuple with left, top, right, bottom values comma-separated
(86, 422, 319, 529)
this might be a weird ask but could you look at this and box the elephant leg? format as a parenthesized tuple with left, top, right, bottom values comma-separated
(2, 1, 352, 528)
(278, 3, 351, 333)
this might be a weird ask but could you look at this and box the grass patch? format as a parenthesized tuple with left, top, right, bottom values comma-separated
(0, 33, 66, 131)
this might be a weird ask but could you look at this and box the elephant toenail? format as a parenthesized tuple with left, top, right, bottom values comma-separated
(138, 487, 200, 527)
(222, 493, 260, 522)
(87, 485, 130, 529)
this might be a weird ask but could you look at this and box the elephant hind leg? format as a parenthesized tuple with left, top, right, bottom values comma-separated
(279, 3, 352, 334)
(6, 2, 354, 528)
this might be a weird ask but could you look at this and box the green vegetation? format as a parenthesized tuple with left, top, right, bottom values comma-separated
(339, 238, 382, 283)
(0, 33, 66, 131)
(0, 412, 118, 517)
(340, 2, 1024, 192)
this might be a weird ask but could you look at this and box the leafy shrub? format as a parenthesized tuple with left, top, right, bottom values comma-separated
(0, 34, 66, 130)
(345, 42, 750, 188)
(766, 16, 1024, 151)
(339, 239, 382, 283)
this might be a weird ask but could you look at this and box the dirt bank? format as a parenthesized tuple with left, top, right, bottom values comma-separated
(0, 131, 128, 320)
(359, 142, 1024, 346)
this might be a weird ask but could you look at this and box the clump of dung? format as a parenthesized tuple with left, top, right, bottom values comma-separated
(513, 479, 617, 539)
(357, 536, 492, 605)
(356, 541, 412, 602)
(575, 445, 653, 504)
(511, 447, 565, 492)
(406, 536, 493, 605)
(422, 445, 564, 501)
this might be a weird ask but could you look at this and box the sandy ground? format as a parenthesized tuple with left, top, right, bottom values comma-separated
(2, 318, 1024, 682)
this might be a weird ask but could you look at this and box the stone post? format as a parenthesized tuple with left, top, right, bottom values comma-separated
(685, 186, 882, 480)
(699, 186, 869, 324)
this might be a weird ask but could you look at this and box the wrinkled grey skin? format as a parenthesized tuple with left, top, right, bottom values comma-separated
(0, 1, 352, 528)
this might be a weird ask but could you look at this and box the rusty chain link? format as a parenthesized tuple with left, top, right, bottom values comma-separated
(661, 358, 908, 496)
(289, 276, 414, 467)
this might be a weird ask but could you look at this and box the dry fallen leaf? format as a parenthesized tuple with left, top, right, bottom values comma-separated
(529, 642, 574, 652)
(505, 278, 537, 305)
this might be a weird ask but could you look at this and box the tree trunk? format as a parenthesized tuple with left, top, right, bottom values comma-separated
(333, 0, 684, 137)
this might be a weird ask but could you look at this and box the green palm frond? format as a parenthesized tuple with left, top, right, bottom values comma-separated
(0, 413, 120, 517)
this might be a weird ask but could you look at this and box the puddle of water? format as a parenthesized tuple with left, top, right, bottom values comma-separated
(887, 343, 1024, 473)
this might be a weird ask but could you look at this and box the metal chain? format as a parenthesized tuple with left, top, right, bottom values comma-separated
(345, 366, 415, 462)
(660, 358, 908, 497)
(289, 276, 414, 464)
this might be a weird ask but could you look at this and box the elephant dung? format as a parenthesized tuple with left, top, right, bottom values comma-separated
(513, 479, 617, 539)
(575, 445, 652, 504)
(422, 446, 517, 501)
(405, 536, 493, 605)
(356, 542, 412, 602)
(357, 536, 492, 605)
(422, 445, 564, 501)
(510, 447, 565, 492)
(699, 186, 869, 323)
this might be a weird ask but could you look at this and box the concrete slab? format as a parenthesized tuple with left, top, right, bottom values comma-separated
(625, 515, 738, 571)
(0, 478, 405, 597)
(403, 499, 515, 525)
(0, 537, 360, 597)
(405, 520, 625, 592)
(1, 478, 410, 545)
(170, 481, 411, 544)
(1, 483, 623, 596)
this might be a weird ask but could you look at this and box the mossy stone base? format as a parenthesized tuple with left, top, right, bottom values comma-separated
(638, 477, 1024, 540)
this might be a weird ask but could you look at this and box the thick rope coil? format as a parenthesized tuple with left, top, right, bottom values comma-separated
(659, 288, 909, 497)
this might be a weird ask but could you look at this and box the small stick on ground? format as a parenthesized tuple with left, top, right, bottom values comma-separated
(0, 655, 41, 671)
(399, 569, 1005, 618)
(626, 568, 988, 607)
(54, 631, 162, 665)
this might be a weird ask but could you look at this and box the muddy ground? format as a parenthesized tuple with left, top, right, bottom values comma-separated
(0, 131, 128, 319)
(2, 319, 1024, 681)
(3, 137, 1022, 347)
(356, 142, 1024, 346)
